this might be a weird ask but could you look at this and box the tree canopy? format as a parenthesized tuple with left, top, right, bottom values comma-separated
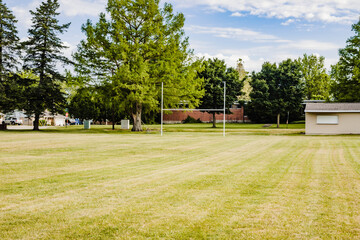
(22, 0, 71, 130)
(298, 54, 331, 100)
(247, 59, 304, 127)
(74, 0, 203, 131)
(331, 18, 360, 102)
(197, 58, 243, 127)
(0, 0, 20, 113)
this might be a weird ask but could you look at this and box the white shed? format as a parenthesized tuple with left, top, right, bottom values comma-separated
(305, 103, 360, 135)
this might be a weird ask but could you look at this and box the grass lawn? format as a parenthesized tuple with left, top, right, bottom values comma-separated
(1, 125, 360, 239)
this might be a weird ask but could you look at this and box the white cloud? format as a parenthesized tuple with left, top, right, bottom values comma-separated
(195, 52, 267, 72)
(11, 0, 106, 27)
(187, 25, 340, 52)
(281, 19, 296, 26)
(168, 0, 360, 24)
(11, 1, 41, 28)
(231, 12, 244, 17)
(59, 0, 106, 17)
(186, 25, 280, 42)
(281, 40, 340, 51)
(62, 41, 76, 59)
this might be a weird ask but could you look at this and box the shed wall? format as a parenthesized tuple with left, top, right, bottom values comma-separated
(306, 112, 360, 135)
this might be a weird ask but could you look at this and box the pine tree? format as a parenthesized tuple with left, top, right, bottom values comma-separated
(22, 0, 71, 130)
(0, 0, 20, 112)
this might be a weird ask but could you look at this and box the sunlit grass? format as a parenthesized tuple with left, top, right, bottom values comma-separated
(1, 129, 360, 239)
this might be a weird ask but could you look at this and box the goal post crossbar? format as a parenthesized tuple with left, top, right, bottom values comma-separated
(163, 109, 224, 111)
(161, 82, 226, 137)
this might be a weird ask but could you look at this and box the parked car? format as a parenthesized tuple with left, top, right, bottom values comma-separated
(4, 117, 23, 125)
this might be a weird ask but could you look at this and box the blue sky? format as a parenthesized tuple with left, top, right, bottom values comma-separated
(5, 0, 360, 72)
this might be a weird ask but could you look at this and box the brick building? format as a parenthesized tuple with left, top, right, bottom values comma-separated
(163, 105, 250, 123)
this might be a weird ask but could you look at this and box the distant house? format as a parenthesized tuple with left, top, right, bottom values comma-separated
(42, 111, 66, 126)
(305, 103, 360, 135)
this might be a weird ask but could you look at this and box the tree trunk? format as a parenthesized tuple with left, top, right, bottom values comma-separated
(277, 113, 280, 128)
(212, 112, 216, 128)
(112, 112, 115, 130)
(33, 113, 40, 131)
(132, 103, 142, 131)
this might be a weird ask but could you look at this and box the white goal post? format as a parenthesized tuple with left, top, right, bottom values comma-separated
(161, 81, 226, 136)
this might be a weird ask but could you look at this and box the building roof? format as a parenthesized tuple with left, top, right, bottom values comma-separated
(305, 103, 360, 113)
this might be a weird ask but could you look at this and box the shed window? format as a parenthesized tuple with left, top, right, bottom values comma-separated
(316, 115, 338, 124)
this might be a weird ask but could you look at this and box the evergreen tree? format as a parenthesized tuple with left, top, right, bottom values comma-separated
(74, 0, 203, 131)
(198, 58, 243, 128)
(0, 0, 20, 112)
(331, 18, 360, 102)
(22, 0, 71, 130)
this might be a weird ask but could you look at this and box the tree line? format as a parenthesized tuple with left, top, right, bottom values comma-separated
(0, 0, 359, 130)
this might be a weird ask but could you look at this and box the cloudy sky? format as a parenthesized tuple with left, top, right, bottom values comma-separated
(5, 0, 360, 72)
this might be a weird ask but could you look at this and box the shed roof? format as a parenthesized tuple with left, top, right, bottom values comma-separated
(305, 103, 360, 113)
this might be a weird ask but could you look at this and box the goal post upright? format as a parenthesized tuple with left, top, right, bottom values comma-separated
(223, 81, 226, 137)
(161, 82, 163, 136)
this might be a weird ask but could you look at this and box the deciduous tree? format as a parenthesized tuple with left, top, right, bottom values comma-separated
(197, 58, 243, 128)
(248, 59, 304, 127)
(298, 54, 331, 100)
(74, 0, 203, 131)
(331, 18, 360, 102)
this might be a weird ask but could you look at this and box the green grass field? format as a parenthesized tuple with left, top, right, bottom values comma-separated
(1, 124, 360, 239)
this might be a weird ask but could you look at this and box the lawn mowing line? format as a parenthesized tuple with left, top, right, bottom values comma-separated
(341, 138, 360, 177)
(233, 137, 317, 239)
(131, 138, 307, 238)
(200, 139, 310, 238)
(0, 135, 262, 210)
(326, 140, 360, 237)
(65, 139, 296, 238)
(0, 136, 286, 237)
(0, 136, 281, 218)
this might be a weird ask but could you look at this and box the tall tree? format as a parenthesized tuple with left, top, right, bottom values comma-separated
(198, 58, 243, 128)
(298, 54, 331, 100)
(0, 0, 20, 112)
(237, 59, 251, 102)
(248, 59, 304, 127)
(331, 18, 360, 102)
(22, 0, 71, 130)
(74, 0, 203, 131)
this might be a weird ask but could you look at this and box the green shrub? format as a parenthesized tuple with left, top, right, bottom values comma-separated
(39, 120, 47, 126)
(182, 116, 202, 123)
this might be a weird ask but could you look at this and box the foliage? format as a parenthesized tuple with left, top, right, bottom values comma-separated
(68, 84, 127, 129)
(68, 87, 100, 121)
(198, 58, 243, 127)
(21, 0, 71, 130)
(182, 115, 202, 123)
(298, 54, 331, 100)
(73, 0, 203, 131)
(0, 74, 33, 114)
(247, 59, 304, 126)
(0, 0, 20, 112)
(237, 59, 251, 102)
(331, 18, 360, 102)
(39, 119, 47, 126)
